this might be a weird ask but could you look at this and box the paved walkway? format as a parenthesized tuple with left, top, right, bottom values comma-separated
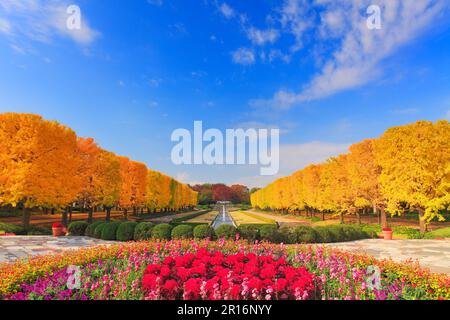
(324, 239, 450, 274)
(0, 236, 116, 263)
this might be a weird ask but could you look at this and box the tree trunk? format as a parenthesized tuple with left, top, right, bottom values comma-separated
(322, 211, 325, 221)
(68, 207, 73, 223)
(62, 208, 69, 227)
(356, 211, 361, 225)
(22, 207, 31, 228)
(123, 209, 128, 220)
(87, 207, 93, 223)
(418, 209, 426, 236)
(51, 208, 55, 215)
(105, 207, 111, 222)
(339, 212, 344, 224)
(380, 207, 387, 228)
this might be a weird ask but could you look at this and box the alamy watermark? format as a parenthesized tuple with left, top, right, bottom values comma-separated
(367, 4, 382, 30)
(66, 265, 81, 290)
(366, 265, 381, 290)
(66, 4, 82, 30)
(171, 121, 280, 176)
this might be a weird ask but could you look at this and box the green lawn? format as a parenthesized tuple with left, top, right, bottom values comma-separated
(424, 226, 450, 239)
(183, 211, 218, 224)
(230, 211, 276, 226)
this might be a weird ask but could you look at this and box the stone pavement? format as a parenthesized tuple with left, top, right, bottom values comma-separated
(0, 236, 116, 263)
(323, 239, 450, 274)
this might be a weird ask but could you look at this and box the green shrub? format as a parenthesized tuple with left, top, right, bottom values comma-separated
(328, 225, 347, 242)
(93, 223, 107, 239)
(26, 226, 52, 236)
(394, 226, 422, 239)
(116, 221, 138, 242)
(259, 225, 280, 243)
(0, 222, 25, 234)
(171, 225, 194, 239)
(134, 222, 154, 241)
(315, 226, 336, 243)
(278, 226, 297, 244)
(214, 225, 237, 239)
(101, 221, 122, 241)
(85, 221, 104, 237)
(193, 225, 214, 239)
(294, 226, 318, 243)
(237, 225, 259, 242)
(68, 221, 89, 236)
(151, 223, 173, 240)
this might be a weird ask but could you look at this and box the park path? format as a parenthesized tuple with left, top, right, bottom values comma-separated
(0, 236, 116, 263)
(323, 239, 450, 274)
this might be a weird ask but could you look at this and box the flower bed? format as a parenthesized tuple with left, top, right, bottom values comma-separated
(0, 240, 449, 300)
(142, 250, 314, 300)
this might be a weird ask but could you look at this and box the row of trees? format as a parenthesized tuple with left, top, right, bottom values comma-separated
(251, 121, 450, 235)
(190, 184, 251, 205)
(0, 113, 197, 227)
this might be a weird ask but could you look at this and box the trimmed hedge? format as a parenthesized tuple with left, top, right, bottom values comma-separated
(85, 221, 104, 238)
(214, 225, 237, 239)
(0, 223, 25, 235)
(116, 222, 138, 242)
(171, 225, 194, 239)
(134, 222, 154, 241)
(294, 226, 318, 243)
(259, 225, 279, 242)
(68, 221, 89, 236)
(193, 225, 214, 239)
(101, 222, 122, 241)
(82, 219, 374, 243)
(93, 223, 107, 239)
(151, 223, 172, 240)
(313, 226, 336, 243)
(279, 226, 297, 244)
(237, 225, 259, 242)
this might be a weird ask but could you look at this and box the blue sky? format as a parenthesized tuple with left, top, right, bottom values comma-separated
(1, 0, 450, 187)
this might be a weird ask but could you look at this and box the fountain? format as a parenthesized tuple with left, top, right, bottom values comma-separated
(211, 201, 236, 229)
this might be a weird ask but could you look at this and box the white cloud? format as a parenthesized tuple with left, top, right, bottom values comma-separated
(175, 172, 203, 185)
(9, 43, 26, 54)
(0, 0, 100, 46)
(219, 3, 235, 19)
(0, 17, 11, 34)
(231, 47, 255, 65)
(147, 0, 163, 6)
(246, 27, 279, 46)
(247, 0, 449, 109)
(148, 78, 162, 87)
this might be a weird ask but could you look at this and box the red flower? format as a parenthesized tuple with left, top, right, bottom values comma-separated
(141, 251, 315, 300)
(160, 266, 171, 278)
(275, 278, 288, 292)
(52, 222, 64, 228)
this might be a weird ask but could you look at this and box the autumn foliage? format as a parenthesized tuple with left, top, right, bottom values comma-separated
(0, 113, 197, 226)
(251, 121, 450, 234)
